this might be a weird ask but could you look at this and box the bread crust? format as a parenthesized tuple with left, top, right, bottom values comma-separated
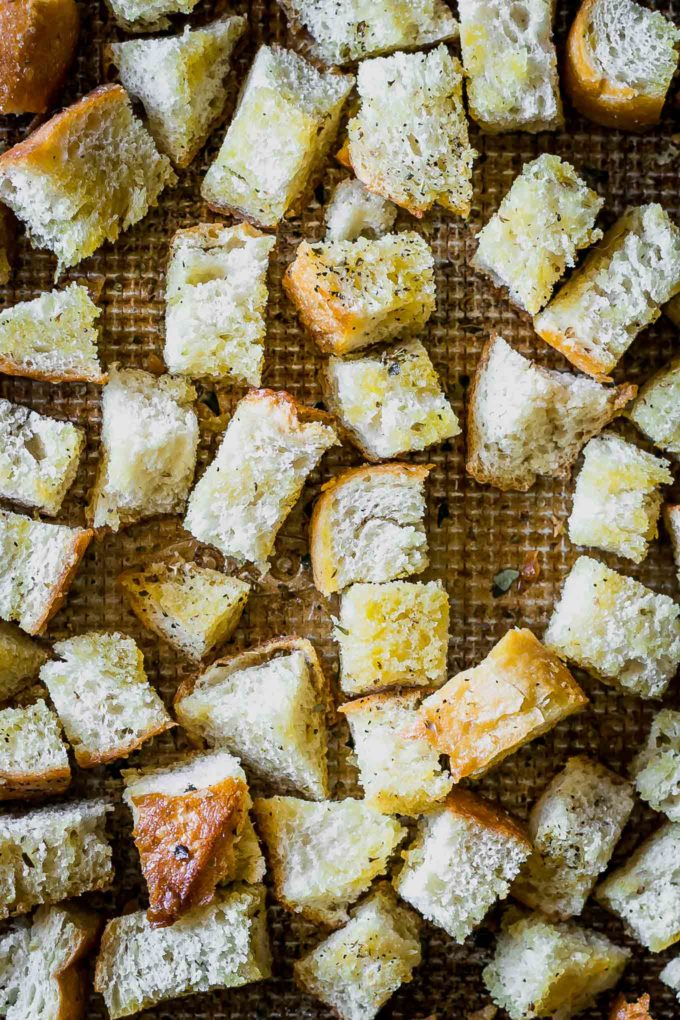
(30, 528, 94, 637)
(283, 241, 363, 355)
(0, 0, 79, 115)
(0, 763, 71, 801)
(46, 904, 102, 1020)
(441, 787, 531, 850)
(0, 357, 107, 386)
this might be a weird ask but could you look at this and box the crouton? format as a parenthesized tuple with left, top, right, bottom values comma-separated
(632, 709, 680, 821)
(324, 179, 397, 243)
(105, 0, 201, 32)
(628, 355, 680, 455)
(0, 623, 46, 703)
(0, 0, 79, 115)
(0, 699, 70, 801)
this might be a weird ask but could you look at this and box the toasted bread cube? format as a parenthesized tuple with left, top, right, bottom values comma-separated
(339, 690, 453, 815)
(40, 632, 174, 768)
(325, 179, 397, 243)
(294, 884, 421, 1020)
(632, 709, 680, 823)
(254, 796, 406, 925)
(0, 86, 175, 273)
(0, 284, 104, 385)
(323, 340, 460, 460)
(109, 16, 246, 168)
(164, 223, 275, 385)
(459, 0, 563, 132)
(661, 957, 680, 1003)
(483, 909, 629, 1020)
(283, 231, 436, 355)
(609, 995, 653, 1020)
(0, 510, 93, 636)
(105, 0, 201, 32)
(0, 624, 46, 703)
(0, 699, 70, 801)
(202, 45, 353, 228)
(345, 46, 474, 218)
(185, 389, 338, 571)
(544, 556, 680, 699)
(473, 155, 603, 315)
(0, 799, 113, 919)
(512, 756, 634, 919)
(419, 629, 587, 781)
(335, 580, 449, 696)
(596, 822, 680, 951)
(568, 433, 672, 563)
(534, 205, 680, 380)
(394, 789, 531, 941)
(175, 638, 330, 801)
(94, 884, 271, 1019)
(466, 336, 636, 492)
(667, 505, 680, 583)
(628, 355, 680, 455)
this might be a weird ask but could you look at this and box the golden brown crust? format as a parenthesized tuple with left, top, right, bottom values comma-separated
(283, 242, 366, 356)
(73, 714, 175, 769)
(51, 905, 101, 1020)
(531, 324, 615, 382)
(338, 686, 430, 718)
(31, 528, 94, 637)
(609, 993, 653, 1020)
(0, 764, 71, 801)
(0, 0, 79, 115)
(0, 357, 107, 386)
(441, 787, 531, 850)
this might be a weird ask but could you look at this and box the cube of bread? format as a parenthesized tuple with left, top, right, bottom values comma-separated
(0, 699, 70, 800)
(512, 756, 634, 919)
(0, 510, 93, 635)
(628, 355, 680, 455)
(473, 155, 603, 315)
(345, 46, 474, 218)
(202, 45, 353, 229)
(283, 231, 436, 355)
(339, 690, 453, 815)
(325, 179, 397, 243)
(595, 822, 680, 951)
(119, 558, 250, 661)
(40, 631, 174, 768)
(0, 85, 175, 273)
(534, 205, 680, 380)
(253, 795, 406, 925)
(483, 909, 629, 1020)
(0, 623, 46, 703)
(185, 389, 338, 571)
(0, 799, 113, 918)
(105, 0, 201, 32)
(394, 789, 531, 942)
(164, 223, 275, 385)
(459, 0, 563, 132)
(88, 367, 199, 533)
(175, 637, 330, 800)
(108, 16, 247, 168)
(294, 884, 421, 1020)
(565, 0, 680, 130)
(661, 957, 680, 1004)
(609, 995, 653, 1020)
(418, 629, 587, 781)
(310, 463, 431, 596)
(334, 580, 449, 696)
(544, 556, 680, 699)
(323, 340, 461, 460)
(466, 336, 636, 491)
(667, 505, 680, 583)
(95, 885, 271, 1019)
(568, 433, 672, 563)
(632, 709, 680, 821)
(0, 283, 105, 385)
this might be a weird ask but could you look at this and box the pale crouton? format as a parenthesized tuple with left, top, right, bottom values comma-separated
(512, 756, 634, 919)
(394, 789, 531, 942)
(534, 204, 680, 380)
(164, 222, 275, 385)
(418, 628, 587, 781)
(661, 957, 680, 1004)
(174, 638, 330, 801)
(202, 45, 353, 228)
(40, 631, 174, 768)
(334, 580, 450, 696)
(253, 795, 406, 925)
(667, 505, 680, 583)
(466, 336, 636, 491)
(628, 355, 680, 455)
(105, 0, 201, 32)
(184, 389, 338, 571)
(632, 708, 680, 821)
(325, 179, 397, 243)
(323, 340, 460, 460)
(0, 699, 70, 800)
(0, 623, 46, 703)
(473, 154, 603, 315)
(294, 884, 421, 1020)
(88, 367, 199, 533)
(283, 231, 436, 355)
(544, 556, 680, 699)
(0, 85, 176, 273)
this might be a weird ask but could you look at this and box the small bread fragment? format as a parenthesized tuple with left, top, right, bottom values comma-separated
(323, 340, 460, 460)
(628, 355, 680, 455)
(544, 556, 680, 699)
(0, 0, 79, 115)
(458, 0, 563, 132)
(394, 789, 531, 941)
(565, 0, 680, 130)
(164, 222, 275, 385)
(202, 45, 353, 229)
(473, 154, 603, 315)
(512, 756, 634, 919)
(0, 699, 70, 801)
(334, 580, 449, 696)
(324, 179, 397, 243)
(0, 85, 176, 273)
(253, 795, 406, 925)
(0, 623, 46, 703)
(667, 506, 680, 583)
(609, 995, 653, 1020)
(294, 884, 421, 1020)
(283, 231, 436, 355)
(631, 709, 680, 821)
(418, 628, 587, 781)
(40, 631, 174, 768)
(105, 0, 201, 32)
(534, 204, 680, 380)
(661, 957, 680, 1004)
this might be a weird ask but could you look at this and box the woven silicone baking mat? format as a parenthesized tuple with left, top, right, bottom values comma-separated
(0, 0, 679, 1016)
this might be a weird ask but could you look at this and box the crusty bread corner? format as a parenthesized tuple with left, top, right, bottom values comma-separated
(0, 0, 79, 115)
(440, 787, 531, 849)
(0, 699, 71, 801)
